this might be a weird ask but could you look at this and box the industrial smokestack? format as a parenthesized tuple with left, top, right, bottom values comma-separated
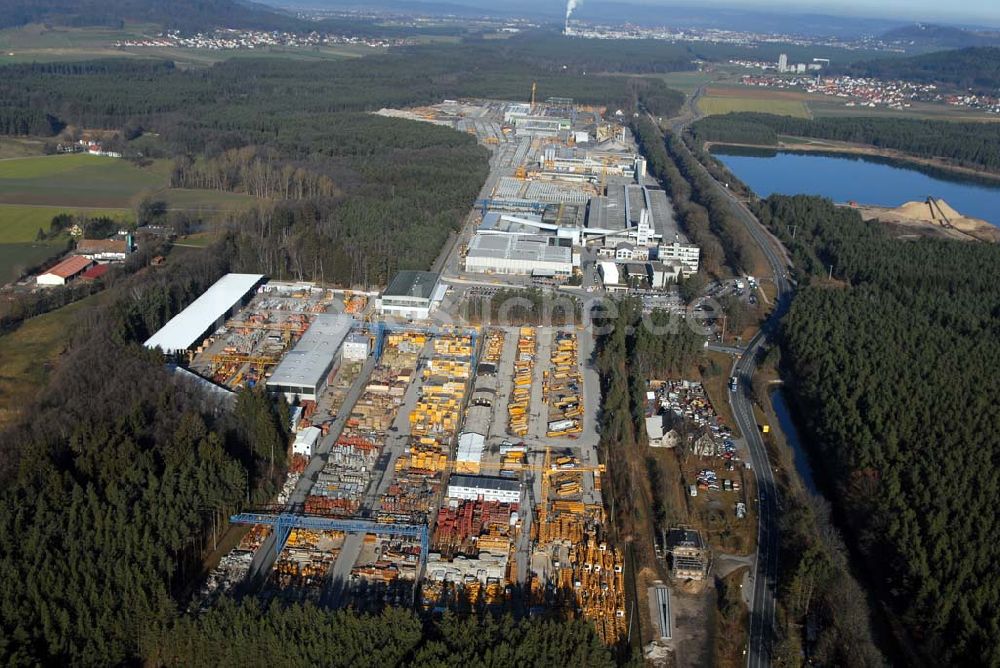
(564, 0, 581, 34)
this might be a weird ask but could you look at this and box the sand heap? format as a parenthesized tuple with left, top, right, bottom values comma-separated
(880, 198, 1000, 242)
(892, 198, 963, 222)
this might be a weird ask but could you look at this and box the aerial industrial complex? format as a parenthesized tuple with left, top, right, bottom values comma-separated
(380, 96, 700, 290)
(149, 269, 619, 636)
(149, 94, 701, 644)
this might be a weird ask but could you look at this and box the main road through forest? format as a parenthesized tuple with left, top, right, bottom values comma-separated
(659, 87, 794, 667)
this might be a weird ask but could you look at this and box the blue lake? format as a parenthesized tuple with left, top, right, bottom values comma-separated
(711, 147, 1000, 227)
(770, 390, 817, 496)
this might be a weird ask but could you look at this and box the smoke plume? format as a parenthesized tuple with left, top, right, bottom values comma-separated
(566, 0, 581, 20)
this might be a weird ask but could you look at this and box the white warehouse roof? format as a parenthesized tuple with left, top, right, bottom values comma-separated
(267, 314, 353, 390)
(456, 432, 486, 464)
(144, 273, 264, 354)
(467, 234, 571, 264)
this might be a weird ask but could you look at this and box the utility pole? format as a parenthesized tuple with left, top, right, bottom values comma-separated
(828, 264, 834, 280)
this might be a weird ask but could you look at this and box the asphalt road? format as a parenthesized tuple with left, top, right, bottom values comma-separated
(659, 90, 794, 667)
(715, 159, 793, 668)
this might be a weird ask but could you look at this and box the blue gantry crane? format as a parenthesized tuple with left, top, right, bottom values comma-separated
(369, 321, 480, 366)
(230, 512, 430, 569)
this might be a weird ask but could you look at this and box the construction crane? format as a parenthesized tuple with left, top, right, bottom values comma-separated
(230, 512, 430, 571)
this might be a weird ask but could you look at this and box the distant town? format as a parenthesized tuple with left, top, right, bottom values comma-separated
(114, 28, 409, 51)
(733, 56, 1000, 113)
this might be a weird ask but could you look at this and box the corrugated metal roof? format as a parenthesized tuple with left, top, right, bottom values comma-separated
(42, 255, 92, 278)
(80, 264, 110, 280)
(448, 474, 520, 492)
(266, 313, 353, 390)
(456, 432, 485, 462)
(77, 238, 126, 253)
(144, 273, 264, 353)
(383, 271, 440, 300)
(467, 233, 571, 264)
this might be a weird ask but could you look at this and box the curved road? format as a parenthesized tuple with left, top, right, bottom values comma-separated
(659, 89, 794, 667)
(711, 156, 793, 668)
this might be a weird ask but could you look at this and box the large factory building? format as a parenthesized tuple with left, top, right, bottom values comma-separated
(446, 475, 521, 504)
(265, 313, 353, 402)
(465, 234, 573, 276)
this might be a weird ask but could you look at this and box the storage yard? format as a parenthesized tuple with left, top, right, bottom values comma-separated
(184, 283, 359, 394)
(543, 331, 584, 438)
(158, 92, 653, 647)
(168, 299, 617, 637)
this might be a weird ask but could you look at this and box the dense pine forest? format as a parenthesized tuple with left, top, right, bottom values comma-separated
(0, 246, 292, 665)
(690, 112, 1000, 173)
(0, 53, 680, 287)
(150, 601, 618, 666)
(757, 194, 1000, 665)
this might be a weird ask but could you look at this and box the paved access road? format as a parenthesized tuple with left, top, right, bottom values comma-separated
(659, 93, 794, 667)
(714, 162, 793, 668)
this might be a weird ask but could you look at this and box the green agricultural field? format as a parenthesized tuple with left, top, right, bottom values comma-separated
(170, 232, 215, 254)
(698, 95, 811, 118)
(0, 24, 154, 64)
(0, 154, 172, 207)
(0, 24, 154, 50)
(657, 71, 719, 95)
(0, 241, 66, 284)
(0, 156, 258, 233)
(0, 138, 47, 160)
(0, 292, 102, 426)
(0, 204, 131, 243)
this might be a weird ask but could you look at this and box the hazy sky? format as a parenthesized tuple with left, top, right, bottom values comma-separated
(652, 0, 1000, 23)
